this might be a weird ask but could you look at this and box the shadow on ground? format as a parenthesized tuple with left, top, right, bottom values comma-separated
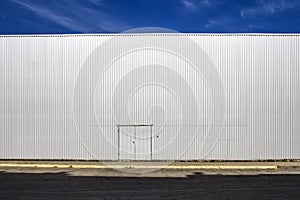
(1, 170, 300, 199)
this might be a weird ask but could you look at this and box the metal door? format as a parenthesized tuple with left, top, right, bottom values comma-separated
(118, 125, 153, 160)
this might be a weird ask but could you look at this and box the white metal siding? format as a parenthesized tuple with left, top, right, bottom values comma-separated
(0, 34, 299, 160)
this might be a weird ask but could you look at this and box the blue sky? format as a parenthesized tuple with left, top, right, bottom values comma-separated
(1, 0, 300, 34)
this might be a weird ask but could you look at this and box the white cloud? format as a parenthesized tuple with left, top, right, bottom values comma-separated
(181, 0, 198, 11)
(179, 0, 225, 13)
(205, 19, 220, 28)
(201, 0, 228, 8)
(10, 0, 128, 32)
(204, 15, 255, 32)
(262, 0, 298, 13)
(88, 0, 104, 6)
(10, 0, 87, 32)
(241, 0, 299, 19)
(202, 0, 211, 6)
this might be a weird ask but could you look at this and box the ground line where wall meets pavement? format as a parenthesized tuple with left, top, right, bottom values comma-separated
(0, 163, 278, 170)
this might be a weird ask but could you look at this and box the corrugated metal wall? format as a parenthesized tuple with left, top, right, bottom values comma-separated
(0, 34, 299, 160)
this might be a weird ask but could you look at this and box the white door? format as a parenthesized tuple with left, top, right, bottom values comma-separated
(119, 126, 152, 160)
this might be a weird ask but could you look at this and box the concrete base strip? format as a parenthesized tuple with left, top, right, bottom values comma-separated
(0, 163, 277, 170)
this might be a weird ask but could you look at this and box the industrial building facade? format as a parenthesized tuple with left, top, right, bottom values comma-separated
(0, 34, 299, 160)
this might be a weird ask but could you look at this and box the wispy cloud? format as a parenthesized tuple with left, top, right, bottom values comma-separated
(180, 0, 219, 10)
(200, 0, 222, 7)
(88, 0, 104, 6)
(205, 19, 220, 29)
(10, 0, 87, 32)
(240, 0, 299, 19)
(10, 0, 128, 32)
(181, 0, 198, 11)
(205, 15, 255, 32)
(201, 0, 211, 6)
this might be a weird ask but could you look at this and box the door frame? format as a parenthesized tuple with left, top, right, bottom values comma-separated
(117, 124, 153, 161)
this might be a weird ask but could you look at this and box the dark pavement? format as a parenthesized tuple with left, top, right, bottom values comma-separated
(1, 168, 300, 199)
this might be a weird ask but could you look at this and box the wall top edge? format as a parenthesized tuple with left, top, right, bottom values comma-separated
(0, 33, 300, 38)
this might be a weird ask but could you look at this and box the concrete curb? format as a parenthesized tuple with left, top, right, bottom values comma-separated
(0, 163, 278, 170)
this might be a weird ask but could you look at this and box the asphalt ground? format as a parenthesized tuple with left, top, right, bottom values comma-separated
(1, 161, 300, 199)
